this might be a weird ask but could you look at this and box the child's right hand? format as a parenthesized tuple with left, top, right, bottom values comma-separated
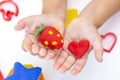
(54, 17, 103, 75)
(14, 14, 64, 59)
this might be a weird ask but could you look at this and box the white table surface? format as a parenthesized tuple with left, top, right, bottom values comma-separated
(0, 0, 120, 80)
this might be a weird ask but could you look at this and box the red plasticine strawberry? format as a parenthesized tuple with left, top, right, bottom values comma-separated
(34, 24, 64, 50)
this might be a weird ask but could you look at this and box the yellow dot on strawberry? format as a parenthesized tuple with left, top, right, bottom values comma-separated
(44, 41, 49, 45)
(52, 41, 57, 45)
(57, 34, 60, 37)
(54, 49, 58, 51)
(55, 27, 59, 30)
(48, 30, 53, 35)
(61, 39, 64, 43)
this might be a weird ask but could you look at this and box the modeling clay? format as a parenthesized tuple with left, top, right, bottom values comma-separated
(101, 32, 117, 53)
(34, 24, 64, 50)
(4, 62, 42, 80)
(68, 40, 90, 58)
(64, 9, 78, 28)
(0, 0, 19, 21)
(7, 63, 44, 80)
(38, 73, 44, 80)
(0, 71, 4, 80)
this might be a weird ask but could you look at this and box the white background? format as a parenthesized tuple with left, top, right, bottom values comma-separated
(0, 0, 120, 80)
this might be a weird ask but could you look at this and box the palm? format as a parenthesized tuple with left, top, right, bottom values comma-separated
(54, 18, 103, 75)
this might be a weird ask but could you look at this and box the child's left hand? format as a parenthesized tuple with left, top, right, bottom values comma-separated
(54, 17, 103, 75)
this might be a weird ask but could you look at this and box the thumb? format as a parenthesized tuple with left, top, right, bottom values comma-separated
(14, 16, 37, 31)
(14, 21, 26, 31)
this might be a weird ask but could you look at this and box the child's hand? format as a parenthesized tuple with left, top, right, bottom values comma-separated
(54, 17, 103, 75)
(14, 14, 64, 59)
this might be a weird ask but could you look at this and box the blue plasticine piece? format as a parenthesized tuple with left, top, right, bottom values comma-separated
(4, 62, 42, 80)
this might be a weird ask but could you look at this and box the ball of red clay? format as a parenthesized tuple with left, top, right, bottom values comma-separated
(39, 26, 64, 50)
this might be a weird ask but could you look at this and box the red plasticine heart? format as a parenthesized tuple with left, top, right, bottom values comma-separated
(68, 40, 90, 58)
(101, 32, 117, 53)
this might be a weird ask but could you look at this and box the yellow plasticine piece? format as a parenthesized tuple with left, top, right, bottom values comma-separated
(7, 69, 14, 76)
(64, 9, 78, 28)
(24, 64, 33, 68)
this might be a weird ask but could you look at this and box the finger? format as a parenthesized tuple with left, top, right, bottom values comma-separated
(14, 16, 36, 31)
(22, 36, 32, 52)
(92, 37, 103, 62)
(53, 51, 60, 61)
(71, 53, 89, 75)
(15, 16, 42, 33)
(54, 51, 68, 70)
(31, 44, 40, 55)
(14, 22, 26, 31)
(58, 55, 76, 73)
(45, 50, 57, 60)
(28, 34, 39, 44)
(39, 47, 47, 57)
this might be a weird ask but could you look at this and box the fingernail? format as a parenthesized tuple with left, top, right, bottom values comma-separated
(98, 58, 103, 63)
(32, 49, 38, 55)
(71, 70, 77, 75)
(54, 64, 59, 70)
(23, 47, 28, 52)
